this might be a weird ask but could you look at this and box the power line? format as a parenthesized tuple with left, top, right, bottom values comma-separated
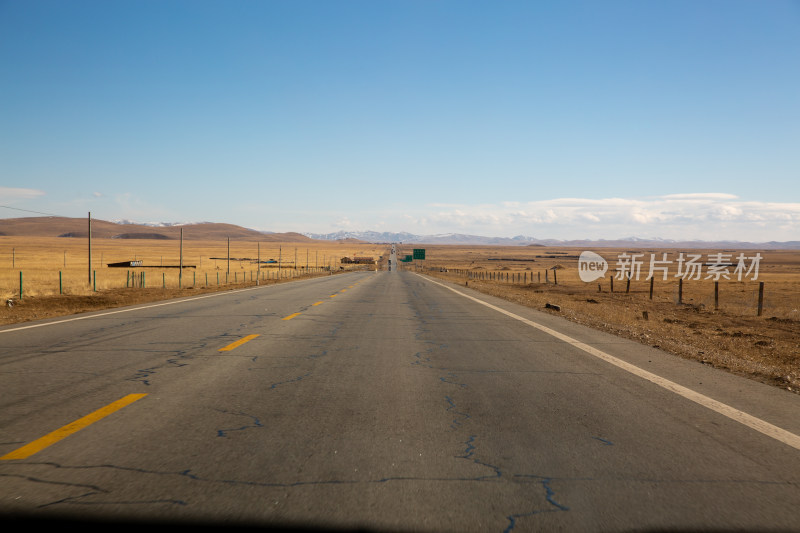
(0, 205, 67, 217)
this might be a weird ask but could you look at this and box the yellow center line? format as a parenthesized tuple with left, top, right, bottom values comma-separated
(330, 294, 337, 298)
(1, 393, 148, 461)
(218, 334, 260, 351)
(282, 312, 302, 321)
(312, 301, 324, 306)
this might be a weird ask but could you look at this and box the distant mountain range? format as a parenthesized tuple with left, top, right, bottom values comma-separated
(1, 217, 796, 249)
(303, 231, 537, 246)
(304, 230, 800, 249)
(0, 217, 312, 242)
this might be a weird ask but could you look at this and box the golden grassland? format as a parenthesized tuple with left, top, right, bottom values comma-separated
(0, 236, 387, 296)
(397, 244, 800, 393)
(0, 236, 388, 321)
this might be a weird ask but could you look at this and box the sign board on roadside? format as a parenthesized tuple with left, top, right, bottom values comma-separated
(413, 249, 426, 260)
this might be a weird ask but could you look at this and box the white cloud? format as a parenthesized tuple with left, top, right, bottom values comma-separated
(399, 194, 800, 241)
(661, 193, 739, 200)
(0, 187, 45, 201)
(332, 217, 355, 229)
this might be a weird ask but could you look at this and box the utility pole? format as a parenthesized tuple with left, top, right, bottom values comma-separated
(179, 228, 184, 288)
(88, 212, 92, 284)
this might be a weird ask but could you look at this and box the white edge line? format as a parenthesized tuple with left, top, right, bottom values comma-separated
(418, 274, 800, 452)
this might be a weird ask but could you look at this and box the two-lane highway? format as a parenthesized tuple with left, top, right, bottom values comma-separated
(1, 271, 799, 532)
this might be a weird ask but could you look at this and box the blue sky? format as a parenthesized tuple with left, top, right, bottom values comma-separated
(1, 0, 799, 241)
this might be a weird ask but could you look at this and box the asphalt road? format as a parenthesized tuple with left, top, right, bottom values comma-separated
(1, 269, 799, 532)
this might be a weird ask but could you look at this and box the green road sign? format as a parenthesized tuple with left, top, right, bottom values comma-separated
(413, 249, 426, 260)
(400, 255, 413, 262)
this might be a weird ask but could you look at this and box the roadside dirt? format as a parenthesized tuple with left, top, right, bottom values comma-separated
(0, 274, 332, 326)
(1, 287, 223, 325)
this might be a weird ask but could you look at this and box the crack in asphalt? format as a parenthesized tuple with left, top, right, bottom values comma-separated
(127, 350, 195, 386)
(503, 476, 569, 533)
(0, 471, 106, 493)
(7, 459, 795, 513)
(40, 493, 188, 508)
(255, 313, 351, 391)
(403, 275, 574, 531)
(444, 395, 471, 430)
(268, 371, 312, 390)
(215, 410, 264, 438)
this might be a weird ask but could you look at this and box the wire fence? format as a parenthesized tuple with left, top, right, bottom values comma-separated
(416, 265, 799, 320)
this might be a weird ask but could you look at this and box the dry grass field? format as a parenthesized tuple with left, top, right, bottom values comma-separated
(0, 236, 387, 322)
(398, 244, 800, 394)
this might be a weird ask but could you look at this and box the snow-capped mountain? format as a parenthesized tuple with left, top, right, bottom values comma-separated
(304, 231, 539, 245)
(303, 231, 799, 249)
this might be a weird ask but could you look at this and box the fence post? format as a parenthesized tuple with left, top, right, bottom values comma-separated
(626, 274, 630, 293)
(59, 271, 63, 294)
(610, 276, 614, 293)
(757, 282, 764, 316)
(714, 281, 719, 310)
(93, 270, 96, 292)
(678, 278, 683, 304)
(554, 269, 558, 285)
(649, 277, 654, 300)
(19, 271, 22, 299)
